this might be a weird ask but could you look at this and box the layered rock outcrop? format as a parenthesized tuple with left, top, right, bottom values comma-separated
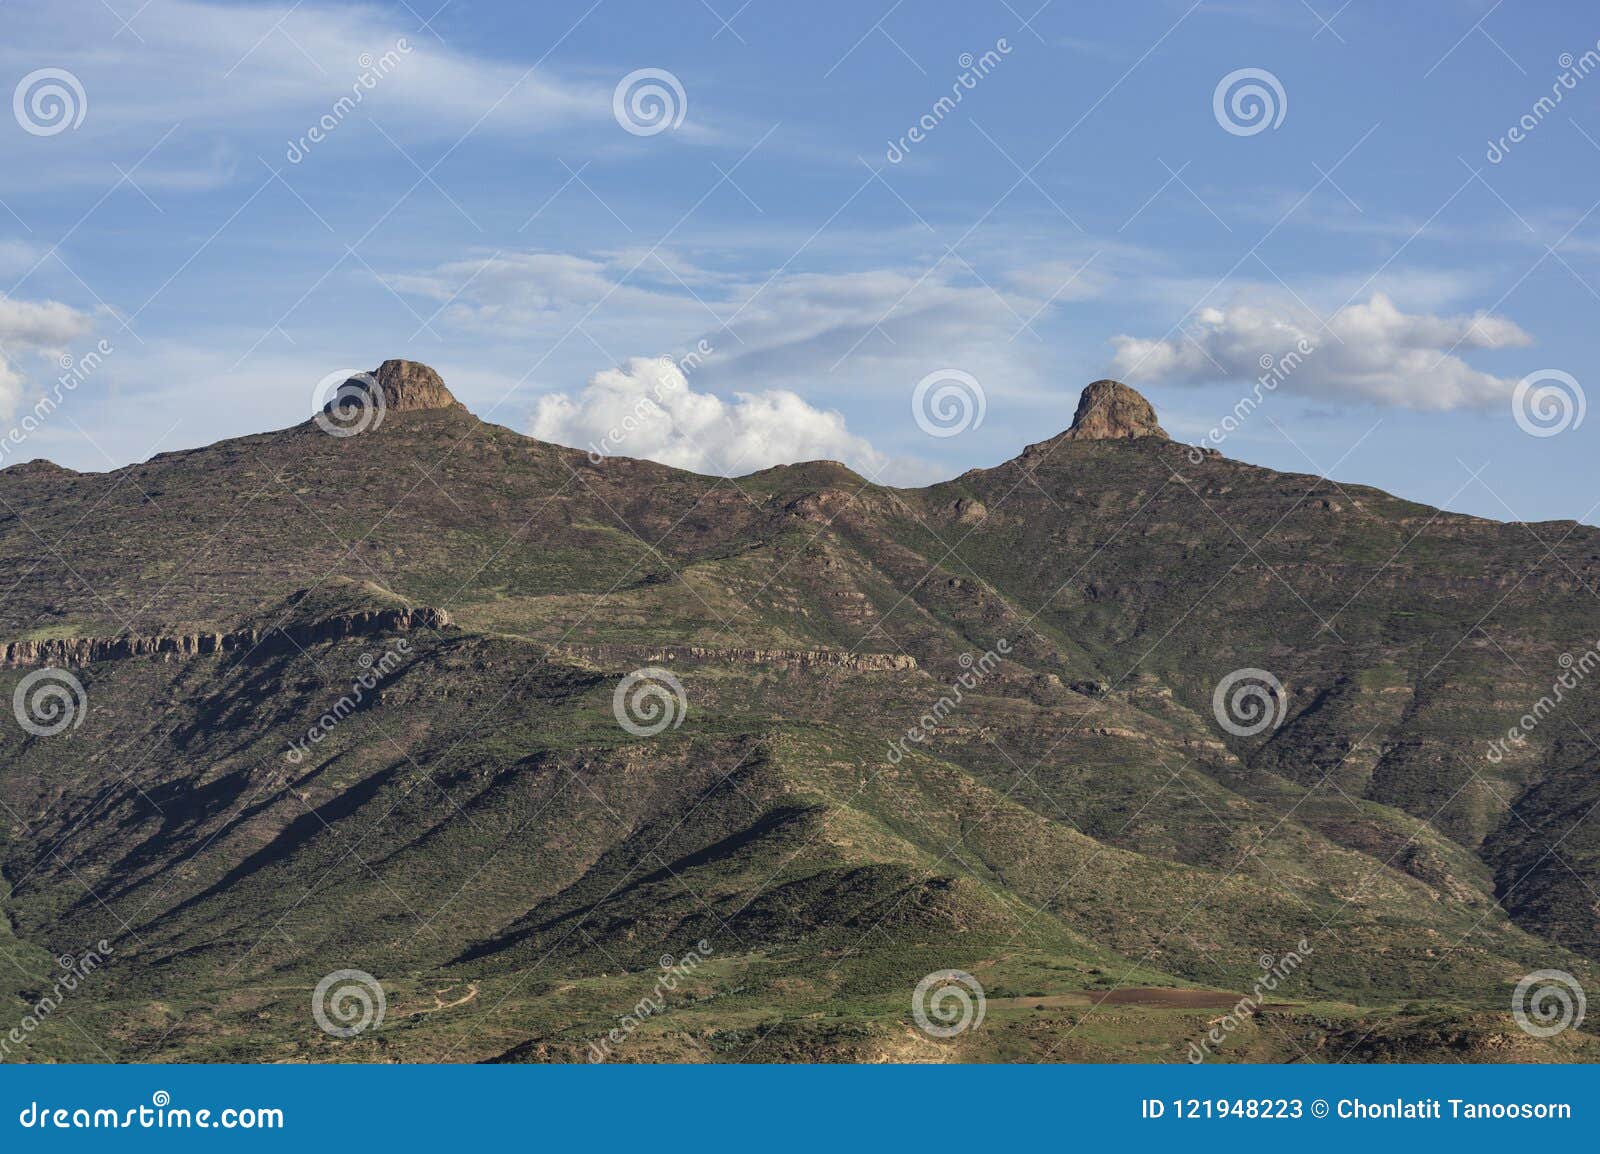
(1, 607, 450, 667)
(552, 643, 917, 673)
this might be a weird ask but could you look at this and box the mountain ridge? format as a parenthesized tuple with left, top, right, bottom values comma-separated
(0, 358, 1596, 1064)
(1, 360, 1572, 537)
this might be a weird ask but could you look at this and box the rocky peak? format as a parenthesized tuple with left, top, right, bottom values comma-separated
(349, 359, 464, 413)
(1062, 379, 1167, 442)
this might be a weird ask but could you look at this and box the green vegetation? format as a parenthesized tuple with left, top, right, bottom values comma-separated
(1, 381, 1597, 1063)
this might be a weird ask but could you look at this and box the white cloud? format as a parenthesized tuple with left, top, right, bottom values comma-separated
(714, 266, 1046, 383)
(1110, 293, 1533, 410)
(0, 299, 94, 347)
(0, 0, 607, 181)
(383, 243, 1129, 481)
(530, 355, 890, 477)
(388, 246, 1094, 414)
(0, 298, 95, 417)
(0, 360, 23, 420)
(0, 242, 46, 278)
(388, 252, 655, 322)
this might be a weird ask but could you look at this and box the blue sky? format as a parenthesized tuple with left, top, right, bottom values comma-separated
(1, 0, 1597, 524)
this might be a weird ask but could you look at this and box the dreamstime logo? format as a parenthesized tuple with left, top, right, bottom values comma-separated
(612, 68, 687, 136)
(13, 68, 87, 136)
(285, 640, 413, 765)
(0, 339, 114, 468)
(612, 667, 688, 737)
(587, 940, 714, 1062)
(586, 340, 715, 463)
(16, 1091, 283, 1131)
(312, 969, 386, 1038)
(286, 39, 413, 164)
(12, 668, 88, 737)
(1211, 667, 1287, 737)
(1487, 44, 1600, 164)
(1512, 369, 1584, 437)
(1186, 339, 1316, 463)
(1187, 939, 1312, 1062)
(885, 38, 1013, 163)
(885, 639, 1011, 764)
(1511, 969, 1586, 1039)
(911, 969, 986, 1038)
(912, 369, 985, 438)
(1486, 640, 1600, 763)
(1212, 68, 1286, 136)
(312, 369, 385, 438)
(0, 939, 114, 1061)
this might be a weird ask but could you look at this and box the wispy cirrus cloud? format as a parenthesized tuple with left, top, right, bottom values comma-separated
(0, 0, 610, 190)
(385, 245, 1100, 407)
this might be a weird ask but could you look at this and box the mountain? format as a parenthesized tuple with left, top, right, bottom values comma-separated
(1, 360, 1596, 1064)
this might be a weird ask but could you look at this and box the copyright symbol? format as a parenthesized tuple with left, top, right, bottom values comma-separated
(1311, 1099, 1329, 1118)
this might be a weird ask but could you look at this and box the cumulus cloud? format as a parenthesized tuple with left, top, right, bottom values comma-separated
(530, 356, 890, 477)
(1110, 293, 1533, 410)
(0, 297, 95, 417)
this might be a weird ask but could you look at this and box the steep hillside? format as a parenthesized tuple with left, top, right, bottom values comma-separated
(0, 362, 1595, 1063)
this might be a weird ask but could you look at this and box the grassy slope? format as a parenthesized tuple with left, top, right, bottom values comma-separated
(1, 406, 1597, 1061)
